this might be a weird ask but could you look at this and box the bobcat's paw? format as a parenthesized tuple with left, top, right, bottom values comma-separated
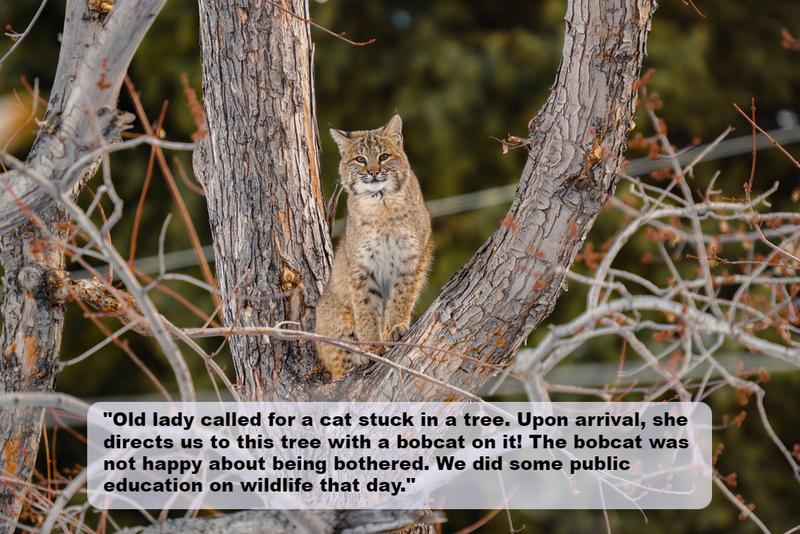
(350, 351, 371, 367)
(387, 324, 410, 342)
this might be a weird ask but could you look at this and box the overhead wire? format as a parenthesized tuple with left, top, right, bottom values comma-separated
(70, 125, 800, 279)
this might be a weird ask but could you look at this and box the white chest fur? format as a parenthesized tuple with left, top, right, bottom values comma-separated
(357, 232, 413, 315)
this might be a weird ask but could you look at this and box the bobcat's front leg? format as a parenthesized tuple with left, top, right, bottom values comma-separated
(349, 268, 383, 354)
(383, 238, 433, 343)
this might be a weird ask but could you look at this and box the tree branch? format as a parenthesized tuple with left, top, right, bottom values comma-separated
(0, 0, 168, 235)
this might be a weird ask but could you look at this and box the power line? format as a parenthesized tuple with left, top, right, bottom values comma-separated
(70, 126, 800, 279)
(480, 350, 798, 397)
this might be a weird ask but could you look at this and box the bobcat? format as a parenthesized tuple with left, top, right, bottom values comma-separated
(315, 114, 433, 380)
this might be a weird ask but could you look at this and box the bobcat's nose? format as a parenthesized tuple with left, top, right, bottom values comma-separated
(368, 169, 380, 177)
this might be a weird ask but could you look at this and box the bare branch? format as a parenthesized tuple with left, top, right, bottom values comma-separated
(262, 0, 375, 46)
(0, 0, 169, 235)
(0, 0, 50, 69)
(0, 393, 89, 418)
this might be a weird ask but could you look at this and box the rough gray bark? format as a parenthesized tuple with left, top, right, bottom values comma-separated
(194, 0, 332, 401)
(0, 0, 167, 530)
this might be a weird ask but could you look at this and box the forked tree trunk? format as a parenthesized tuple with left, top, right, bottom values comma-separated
(190, 0, 654, 530)
(195, 0, 656, 407)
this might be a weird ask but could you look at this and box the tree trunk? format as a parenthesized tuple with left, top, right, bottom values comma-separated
(0, 0, 166, 530)
(195, 0, 332, 401)
(0, 208, 66, 532)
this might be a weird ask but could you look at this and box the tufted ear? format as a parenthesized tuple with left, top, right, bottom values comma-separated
(381, 114, 403, 145)
(330, 127, 353, 155)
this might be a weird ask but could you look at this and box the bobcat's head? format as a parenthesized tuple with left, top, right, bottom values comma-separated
(330, 114, 410, 200)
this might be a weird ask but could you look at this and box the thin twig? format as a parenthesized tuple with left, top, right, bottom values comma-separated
(681, 0, 705, 17)
(263, 0, 375, 46)
(123, 76, 220, 308)
(0, 0, 50, 69)
(712, 476, 770, 534)
(129, 100, 168, 265)
(734, 103, 800, 168)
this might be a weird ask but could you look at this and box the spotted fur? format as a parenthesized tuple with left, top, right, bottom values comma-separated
(315, 115, 433, 380)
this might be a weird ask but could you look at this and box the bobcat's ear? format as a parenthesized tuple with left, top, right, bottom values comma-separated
(381, 114, 403, 145)
(330, 127, 353, 154)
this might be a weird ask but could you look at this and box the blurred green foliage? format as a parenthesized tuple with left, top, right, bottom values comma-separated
(2, 0, 800, 531)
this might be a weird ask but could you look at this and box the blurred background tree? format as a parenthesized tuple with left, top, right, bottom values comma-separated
(1, 0, 799, 531)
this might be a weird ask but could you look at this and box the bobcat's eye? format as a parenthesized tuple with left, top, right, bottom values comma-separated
(355, 156, 366, 164)
(378, 153, 390, 162)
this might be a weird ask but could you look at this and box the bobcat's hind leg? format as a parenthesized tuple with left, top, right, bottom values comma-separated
(315, 309, 369, 380)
